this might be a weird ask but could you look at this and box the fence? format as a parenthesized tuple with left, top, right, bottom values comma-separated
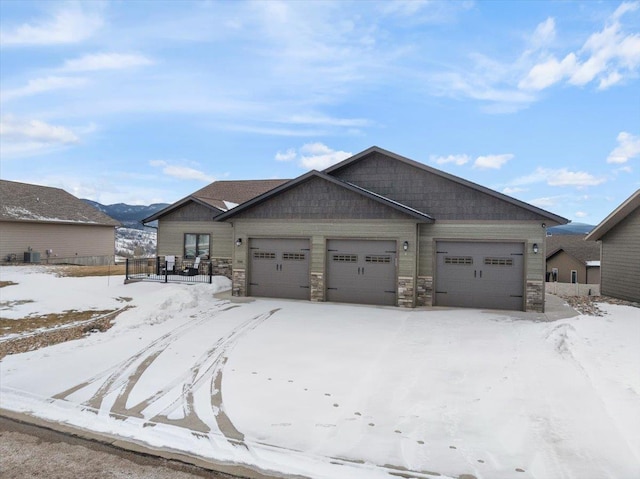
(546, 282, 600, 297)
(125, 257, 215, 284)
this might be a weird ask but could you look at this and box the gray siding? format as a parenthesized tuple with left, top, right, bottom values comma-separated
(418, 222, 546, 281)
(333, 152, 550, 221)
(0, 221, 115, 263)
(157, 221, 233, 259)
(162, 202, 221, 221)
(231, 176, 412, 220)
(600, 207, 640, 302)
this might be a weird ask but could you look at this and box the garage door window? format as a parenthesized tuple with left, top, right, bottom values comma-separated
(283, 252, 306, 261)
(333, 254, 358, 262)
(484, 257, 514, 266)
(366, 255, 391, 263)
(253, 252, 276, 260)
(444, 256, 473, 265)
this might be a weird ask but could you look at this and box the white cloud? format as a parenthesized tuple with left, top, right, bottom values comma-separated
(529, 195, 564, 208)
(275, 149, 296, 162)
(61, 53, 155, 72)
(520, 4, 640, 91)
(575, 211, 588, 218)
(149, 160, 216, 182)
(510, 167, 606, 188)
(530, 17, 556, 48)
(503, 187, 527, 195)
(1, 76, 87, 103)
(274, 143, 352, 170)
(473, 153, 514, 169)
(430, 154, 471, 166)
(0, 115, 80, 158)
(607, 131, 640, 163)
(0, 5, 103, 46)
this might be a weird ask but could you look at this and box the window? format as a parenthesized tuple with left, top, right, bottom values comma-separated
(571, 270, 578, 284)
(253, 252, 276, 260)
(444, 256, 473, 265)
(283, 252, 305, 261)
(366, 255, 391, 263)
(333, 254, 358, 262)
(184, 234, 210, 259)
(484, 257, 513, 266)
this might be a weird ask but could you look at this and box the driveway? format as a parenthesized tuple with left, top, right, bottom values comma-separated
(1, 282, 638, 479)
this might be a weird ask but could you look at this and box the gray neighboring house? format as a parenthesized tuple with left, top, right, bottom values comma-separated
(199, 146, 568, 312)
(545, 235, 601, 284)
(0, 180, 121, 265)
(585, 189, 640, 303)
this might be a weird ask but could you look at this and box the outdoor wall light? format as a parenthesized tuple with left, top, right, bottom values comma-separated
(235, 238, 243, 247)
(403, 241, 409, 252)
(533, 243, 539, 254)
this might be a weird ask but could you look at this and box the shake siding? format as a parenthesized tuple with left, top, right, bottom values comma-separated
(0, 222, 115, 260)
(418, 222, 546, 279)
(600, 207, 640, 302)
(231, 219, 418, 278)
(157, 221, 232, 258)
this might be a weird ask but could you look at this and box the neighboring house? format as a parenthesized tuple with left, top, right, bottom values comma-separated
(585, 190, 640, 303)
(150, 147, 568, 311)
(0, 180, 121, 266)
(545, 234, 601, 284)
(143, 179, 288, 263)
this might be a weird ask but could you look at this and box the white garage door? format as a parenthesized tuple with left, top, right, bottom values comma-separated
(435, 241, 525, 310)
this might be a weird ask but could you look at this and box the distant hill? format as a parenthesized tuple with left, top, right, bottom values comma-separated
(82, 200, 169, 230)
(547, 223, 595, 235)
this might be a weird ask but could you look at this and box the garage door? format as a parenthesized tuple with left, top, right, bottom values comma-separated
(249, 238, 310, 300)
(326, 239, 397, 306)
(435, 241, 524, 310)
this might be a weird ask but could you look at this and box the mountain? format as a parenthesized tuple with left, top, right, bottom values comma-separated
(547, 223, 595, 235)
(82, 200, 169, 230)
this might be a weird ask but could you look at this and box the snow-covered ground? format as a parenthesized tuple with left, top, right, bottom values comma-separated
(1, 266, 638, 479)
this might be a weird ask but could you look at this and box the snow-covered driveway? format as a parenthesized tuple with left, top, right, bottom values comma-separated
(0, 267, 638, 479)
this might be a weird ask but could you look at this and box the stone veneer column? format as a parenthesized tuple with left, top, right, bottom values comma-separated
(310, 272, 324, 302)
(397, 276, 415, 308)
(416, 276, 433, 307)
(526, 280, 544, 312)
(232, 268, 246, 297)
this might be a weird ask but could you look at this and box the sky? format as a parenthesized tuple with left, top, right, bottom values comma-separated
(0, 0, 639, 225)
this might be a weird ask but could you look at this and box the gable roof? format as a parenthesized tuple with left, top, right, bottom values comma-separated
(545, 234, 601, 265)
(0, 179, 120, 227)
(585, 189, 640, 241)
(215, 170, 435, 222)
(325, 146, 569, 225)
(143, 179, 289, 223)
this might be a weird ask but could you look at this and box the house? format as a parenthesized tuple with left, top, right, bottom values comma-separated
(0, 180, 121, 265)
(545, 234, 601, 284)
(143, 179, 289, 273)
(585, 190, 640, 303)
(150, 147, 568, 311)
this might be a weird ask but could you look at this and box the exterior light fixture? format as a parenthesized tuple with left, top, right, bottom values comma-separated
(403, 241, 409, 252)
(235, 238, 243, 247)
(532, 243, 539, 254)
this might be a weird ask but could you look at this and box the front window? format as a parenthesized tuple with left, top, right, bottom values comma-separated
(184, 233, 210, 259)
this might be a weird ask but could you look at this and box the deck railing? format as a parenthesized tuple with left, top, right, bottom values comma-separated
(125, 257, 214, 284)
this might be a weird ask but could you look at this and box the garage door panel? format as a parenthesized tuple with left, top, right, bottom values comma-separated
(326, 240, 396, 306)
(435, 241, 524, 311)
(249, 238, 310, 300)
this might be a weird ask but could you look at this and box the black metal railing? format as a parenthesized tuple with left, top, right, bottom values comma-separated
(125, 257, 214, 284)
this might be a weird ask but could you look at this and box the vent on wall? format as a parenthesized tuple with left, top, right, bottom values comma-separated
(24, 251, 41, 263)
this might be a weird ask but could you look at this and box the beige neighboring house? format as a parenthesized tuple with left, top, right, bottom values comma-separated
(545, 234, 601, 284)
(0, 180, 121, 266)
(585, 190, 640, 303)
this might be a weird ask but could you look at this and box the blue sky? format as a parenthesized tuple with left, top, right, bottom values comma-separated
(1, 0, 638, 224)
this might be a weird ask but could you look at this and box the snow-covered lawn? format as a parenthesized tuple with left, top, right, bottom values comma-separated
(1, 266, 638, 479)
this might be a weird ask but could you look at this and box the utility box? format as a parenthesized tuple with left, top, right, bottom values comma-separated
(24, 251, 41, 263)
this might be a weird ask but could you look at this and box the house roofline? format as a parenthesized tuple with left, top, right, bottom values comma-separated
(142, 196, 223, 223)
(585, 189, 640, 241)
(324, 146, 569, 225)
(214, 170, 435, 222)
